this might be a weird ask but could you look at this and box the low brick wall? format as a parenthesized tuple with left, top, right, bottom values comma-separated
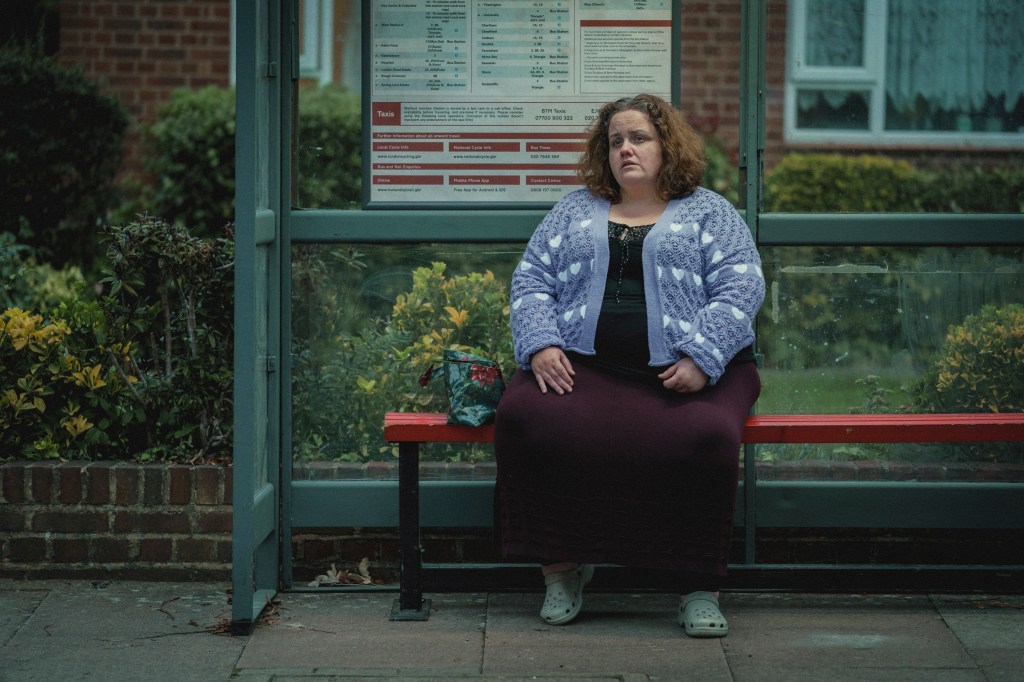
(3, 459, 1022, 581)
(1, 461, 232, 580)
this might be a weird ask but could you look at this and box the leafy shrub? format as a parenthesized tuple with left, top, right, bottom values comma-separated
(137, 84, 363, 235)
(1, 233, 84, 312)
(764, 154, 919, 212)
(914, 163, 1024, 213)
(99, 216, 234, 461)
(0, 43, 128, 271)
(143, 87, 236, 239)
(292, 262, 513, 462)
(0, 303, 139, 460)
(702, 139, 740, 206)
(912, 304, 1024, 415)
(297, 85, 362, 208)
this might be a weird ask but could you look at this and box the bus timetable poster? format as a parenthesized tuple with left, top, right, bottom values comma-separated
(365, 0, 675, 207)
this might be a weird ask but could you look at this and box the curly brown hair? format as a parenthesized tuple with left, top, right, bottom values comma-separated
(575, 94, 705, 202)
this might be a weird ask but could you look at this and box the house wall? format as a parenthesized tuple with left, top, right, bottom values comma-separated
(50, 0, 1015, 184)
(56, 0, 233, 177)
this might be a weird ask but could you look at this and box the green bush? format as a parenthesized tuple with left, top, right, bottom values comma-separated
(143, 86, 236, 238)
(1, 233, 84, 312)
(702, 139, 740, 206)
(292, 262, 513, 462)
(914, 163, 1024, 213)
(0, 302, 140, 460)
(99, 216, 234, 461)
(137, 84, 364, 233)
(912, 304, 1024, 415)
(909, 303, 1024, 463)
(764, 154, 918, 212)
(297, 85, 362, 208)
(0, 43, 128, 271)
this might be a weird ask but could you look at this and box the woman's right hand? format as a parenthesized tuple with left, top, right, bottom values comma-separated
(530, 347, 575, 395)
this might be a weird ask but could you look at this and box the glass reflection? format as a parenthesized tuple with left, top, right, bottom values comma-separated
(757, 245, 1024, 477)
(290, 243, 520, 478)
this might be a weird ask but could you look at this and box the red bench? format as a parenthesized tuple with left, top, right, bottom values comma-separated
(384, 411, 1024, 619)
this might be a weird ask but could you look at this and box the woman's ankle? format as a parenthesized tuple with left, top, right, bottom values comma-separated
(541, 562, 578, 576)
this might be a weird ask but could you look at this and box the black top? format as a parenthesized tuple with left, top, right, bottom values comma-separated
(570, 220, 754, 382)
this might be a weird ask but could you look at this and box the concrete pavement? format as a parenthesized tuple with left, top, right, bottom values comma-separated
(1, 580, 1022, 681)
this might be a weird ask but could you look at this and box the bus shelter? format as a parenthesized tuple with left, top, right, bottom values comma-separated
(231, 0, 1024, 627)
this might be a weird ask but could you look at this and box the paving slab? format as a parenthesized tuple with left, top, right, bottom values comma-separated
(483, 593, 731, 682)
(932, 595, 1024, 681)
(0, 586, 46, 647)
(720, 593, 982, 682)
(2, 581, 1023, 682)
(0, 580, 243, 682)
(237, 592, 488, 675)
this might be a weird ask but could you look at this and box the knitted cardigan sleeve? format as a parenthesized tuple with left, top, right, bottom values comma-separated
(509, 191, 600, 369)
(654, 190, 764, 384)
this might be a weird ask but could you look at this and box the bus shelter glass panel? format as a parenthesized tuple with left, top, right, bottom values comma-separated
(756, 245, 1024, 482)
(769, 0, 1024, 212)
(290, 242, 521, 478)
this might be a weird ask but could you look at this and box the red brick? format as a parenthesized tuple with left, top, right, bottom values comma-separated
(85, 463, 112, 504)
(829, 462, 857, 481)
(113, 511, 190, 534)
(52, 538, 89, 563)
(1, 463, 26, 503)
(942, 458, 966, 481)
(195, 466, 221, 505)
(32, 511, 108, 534)
(8, 537, 47, 562)
(222, 468, 232, 504)
(168, 467, 191, 504)
(215, 540, 232, 563)
(138, 538, 172, 562)
(92, 537, 131, 563)
(114, 466, 139, 505)
(886, 462, 916, 481)
(461, 538, 502, 563)
(196, 510, 232, 534)
(854, 461, 887, 481)
(143, 465, 165, 504)
(175, 538, 215, 562)
(298, 538, 336, 562)
(28, 464, 53, 503)
(0, 510, 25, 532)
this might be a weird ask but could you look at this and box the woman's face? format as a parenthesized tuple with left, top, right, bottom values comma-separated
(607, 109, 663, 195)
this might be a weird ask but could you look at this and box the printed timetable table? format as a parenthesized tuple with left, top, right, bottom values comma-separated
(367, 0, 674, 207)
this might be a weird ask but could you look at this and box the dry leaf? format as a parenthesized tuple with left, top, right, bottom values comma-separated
(307, 559, 375, 587)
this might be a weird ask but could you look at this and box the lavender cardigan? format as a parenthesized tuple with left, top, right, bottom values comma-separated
(510, 187, 764, 385)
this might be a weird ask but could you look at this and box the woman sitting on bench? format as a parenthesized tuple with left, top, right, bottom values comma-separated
(493, 94, 765, 638)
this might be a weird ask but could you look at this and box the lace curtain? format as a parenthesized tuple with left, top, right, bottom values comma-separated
(805, 0, 864, 69)
(887, 0, 1024, 113)
(800, 0, 864, 110)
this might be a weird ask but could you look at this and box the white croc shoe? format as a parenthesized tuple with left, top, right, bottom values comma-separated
(679, 591, 729, 638)
(540, 564, 594, 625)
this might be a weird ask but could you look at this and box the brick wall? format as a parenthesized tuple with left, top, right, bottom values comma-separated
(4, 459, 1021, 580)
(679, 0, 744, 158)
(56, 0, 232, 176)
(1, 462, 232, 580)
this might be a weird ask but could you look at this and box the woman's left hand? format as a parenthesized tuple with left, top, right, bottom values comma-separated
(658, 357, 709, 393)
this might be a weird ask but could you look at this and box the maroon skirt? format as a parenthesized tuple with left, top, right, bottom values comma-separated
(493, 359, 760, 575)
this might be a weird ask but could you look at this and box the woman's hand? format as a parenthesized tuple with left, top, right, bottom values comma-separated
(530, 347, 575, 395)
(658, 357, 708, 393)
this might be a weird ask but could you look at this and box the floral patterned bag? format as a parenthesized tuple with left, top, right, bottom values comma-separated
(419, 349, 506, 426)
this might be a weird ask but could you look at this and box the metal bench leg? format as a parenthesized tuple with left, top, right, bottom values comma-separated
(390, 440, 431, 620)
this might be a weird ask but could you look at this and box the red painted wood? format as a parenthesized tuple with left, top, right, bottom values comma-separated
(384, 412, 1024, 444)
(384, 412, 495, 443)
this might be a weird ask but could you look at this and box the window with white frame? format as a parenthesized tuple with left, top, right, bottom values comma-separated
(786, 0, 1024, 147)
